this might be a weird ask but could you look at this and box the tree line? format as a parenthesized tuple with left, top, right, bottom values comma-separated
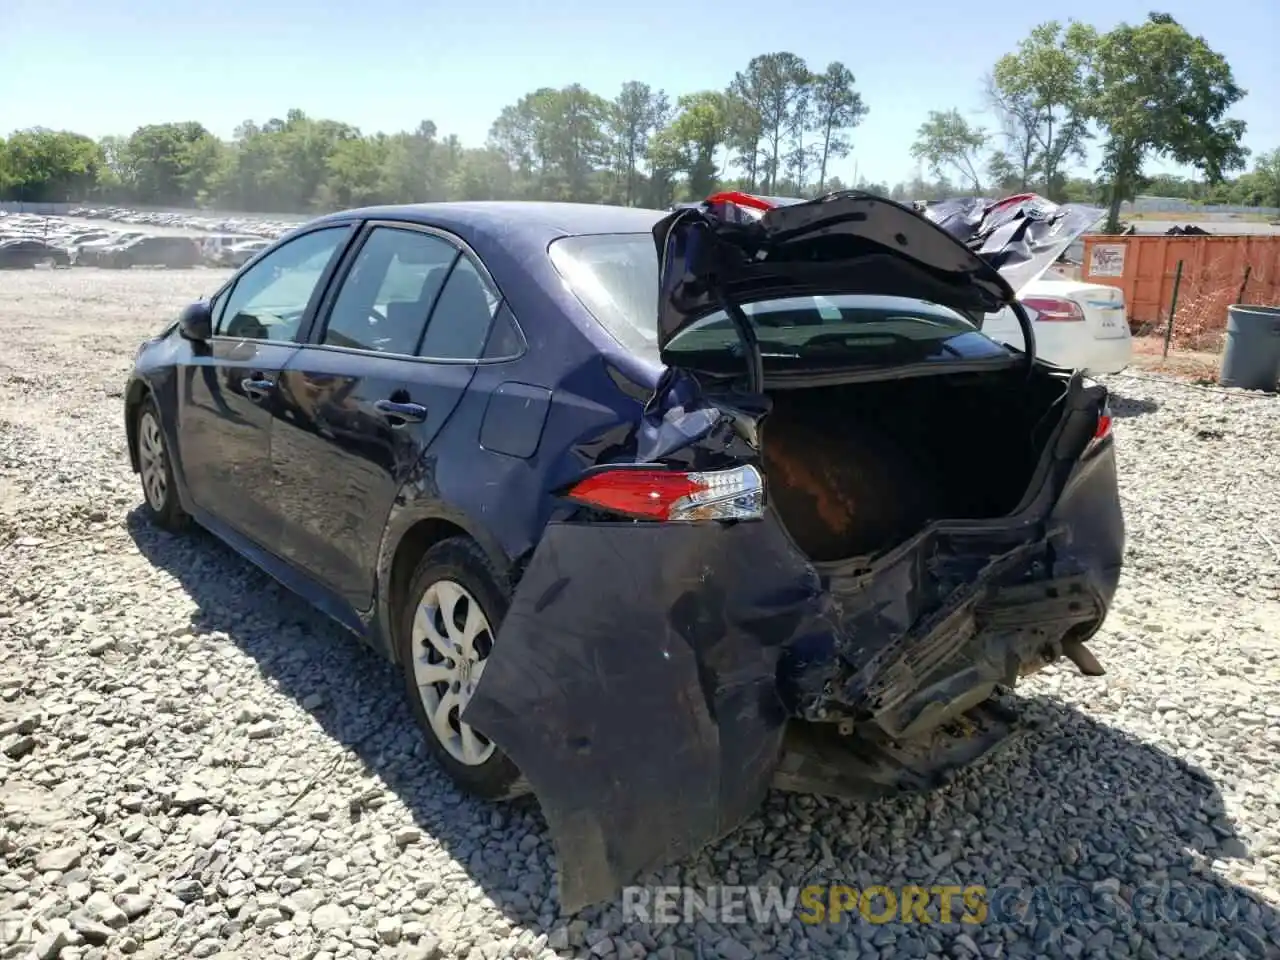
(908, 14, 1274, 229)
(0, 55, 866, 215)
(1, 13, 1276, 233)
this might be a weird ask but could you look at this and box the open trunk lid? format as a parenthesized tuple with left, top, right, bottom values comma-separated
(655, 191, 1104, 357)
(462, 190, 1116, 915)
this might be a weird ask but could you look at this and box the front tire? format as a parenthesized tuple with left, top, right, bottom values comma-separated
(135, 397, 189, 532)
(397, 537, 524, 800)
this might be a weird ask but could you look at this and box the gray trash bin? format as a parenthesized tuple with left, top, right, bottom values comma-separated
(1219, 304, 1280, 392)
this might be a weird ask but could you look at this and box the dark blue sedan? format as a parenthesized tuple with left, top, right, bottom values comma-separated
(124, 192, 1124, 912)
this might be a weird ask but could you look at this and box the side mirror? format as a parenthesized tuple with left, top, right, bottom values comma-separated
(178, 301, 213, 341)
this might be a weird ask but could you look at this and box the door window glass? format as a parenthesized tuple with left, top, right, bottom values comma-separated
(320, 227, 458, 355)
(481, 303, 524, 359)
(216, 227, 350, 342)
(419, 255, 501, 361)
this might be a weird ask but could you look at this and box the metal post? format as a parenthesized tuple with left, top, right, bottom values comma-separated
(1163, 260, 1184, 359)
(1237, 264, 1252, 305)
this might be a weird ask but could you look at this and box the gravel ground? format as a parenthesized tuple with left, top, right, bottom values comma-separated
(1, 268, 1279, 960)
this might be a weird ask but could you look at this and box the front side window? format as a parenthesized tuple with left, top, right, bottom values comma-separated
(320, 227, 458, 355)
(215, 227, 350, 343)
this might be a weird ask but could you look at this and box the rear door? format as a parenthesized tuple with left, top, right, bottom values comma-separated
(271, 221, 505, 613)
(176, 224, 354, 546)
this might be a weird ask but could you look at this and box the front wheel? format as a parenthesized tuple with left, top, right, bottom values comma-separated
(397, 537, 525, 800)
(135, 397, 189, 531)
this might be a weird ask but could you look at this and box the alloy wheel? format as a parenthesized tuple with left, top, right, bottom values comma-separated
(411, 579, 497, 766)
(138, 411, 169, 512)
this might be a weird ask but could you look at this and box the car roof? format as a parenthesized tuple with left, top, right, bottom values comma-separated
(291, 202, 672, 378)
(308, 201, 666, 256)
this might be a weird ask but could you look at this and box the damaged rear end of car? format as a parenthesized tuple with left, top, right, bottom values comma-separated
(461, 190, 1123, 913)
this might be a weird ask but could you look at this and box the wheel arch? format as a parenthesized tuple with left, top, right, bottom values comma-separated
(124, 377, 153, 473)
(379, 506, 518, 665)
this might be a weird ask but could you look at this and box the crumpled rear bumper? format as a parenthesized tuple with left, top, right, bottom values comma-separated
(462, 400, 1122, 914)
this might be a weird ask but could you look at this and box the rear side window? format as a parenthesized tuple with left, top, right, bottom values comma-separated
(548, 233, 658, 359)
(481, 303, 525, 360)
(418, 255, 501, 361)
(320, 227, 458, 356)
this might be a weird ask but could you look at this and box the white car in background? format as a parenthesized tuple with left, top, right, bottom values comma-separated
(983, 278, 1132, 374)
(216, 239, 271, 268)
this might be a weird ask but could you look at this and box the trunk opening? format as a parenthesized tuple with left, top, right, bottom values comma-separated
(761, 368, 1069, 563)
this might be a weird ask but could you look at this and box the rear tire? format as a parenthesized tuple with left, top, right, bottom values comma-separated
(396, 537, 524, 800)
(135, 396, 189, 532)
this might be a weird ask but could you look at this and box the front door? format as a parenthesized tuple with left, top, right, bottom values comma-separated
(271, 223, 504, 611)
(176, 224, 354, 546)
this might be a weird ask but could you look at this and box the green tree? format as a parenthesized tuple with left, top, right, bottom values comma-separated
(488, 85, 610, 202)
(447, 146, 518, 201)
(910, 110, 988, 192)
(990, 21, 1097, 199)
(202, 111, 362, 212)
(121, 122, 224, 207)
(982, 73, 1039, 191)
(1090, 12, 1248, 232)
(751, 53, 811, 194)
(1247, 148, 1280, 208)
(0, 128, 103, 202)
(489, 89, 551, 198)
(607, 82, 668, 205)
(315, 135, 392, 208)
(726, 64, 767, 189)
(811, 62, 867, 195)
(852, 178, 889, 197)
(379, 121, 444, 203)
(784, 75, 816, 193)
(542, 84, 612, 202)
(651, 91, 731, 200)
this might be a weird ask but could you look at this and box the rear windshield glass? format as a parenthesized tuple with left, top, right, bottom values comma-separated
(548, 232, 1012, 370)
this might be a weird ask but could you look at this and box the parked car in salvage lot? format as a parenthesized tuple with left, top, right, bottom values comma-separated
(213, 238, 270, 267)
(982, 277, 1133, 374)
(71, 231, 146, 264)
(0, 237, 72, 268)
(89, 235, 203, 269)
(123, 191, 1123, 913)
(199, 233, 266, 263)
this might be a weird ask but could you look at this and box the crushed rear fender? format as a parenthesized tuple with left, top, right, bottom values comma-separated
(460, 512, 837, 914)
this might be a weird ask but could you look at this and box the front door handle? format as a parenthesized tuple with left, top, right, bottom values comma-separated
(241, 376, 275, 400)
(374, 399, 427, 425)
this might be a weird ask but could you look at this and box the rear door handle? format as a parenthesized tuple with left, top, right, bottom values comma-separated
(241, 376, 275, 399)
(374, 399, 427, 425)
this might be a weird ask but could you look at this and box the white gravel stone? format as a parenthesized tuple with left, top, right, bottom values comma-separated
(1, 267, 1278, 959)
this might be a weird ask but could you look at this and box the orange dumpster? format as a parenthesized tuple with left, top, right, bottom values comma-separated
(1081, 234, 1280, 347)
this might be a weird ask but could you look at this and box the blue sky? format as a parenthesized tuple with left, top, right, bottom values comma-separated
(2, 0, 1276, 189)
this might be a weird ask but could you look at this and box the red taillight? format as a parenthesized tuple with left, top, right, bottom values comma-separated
(564, 465, 765, 522)
(1095, 410, 1113, 441)
(702, 191, 777, 212)
(1022, 296, 1085, 322)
